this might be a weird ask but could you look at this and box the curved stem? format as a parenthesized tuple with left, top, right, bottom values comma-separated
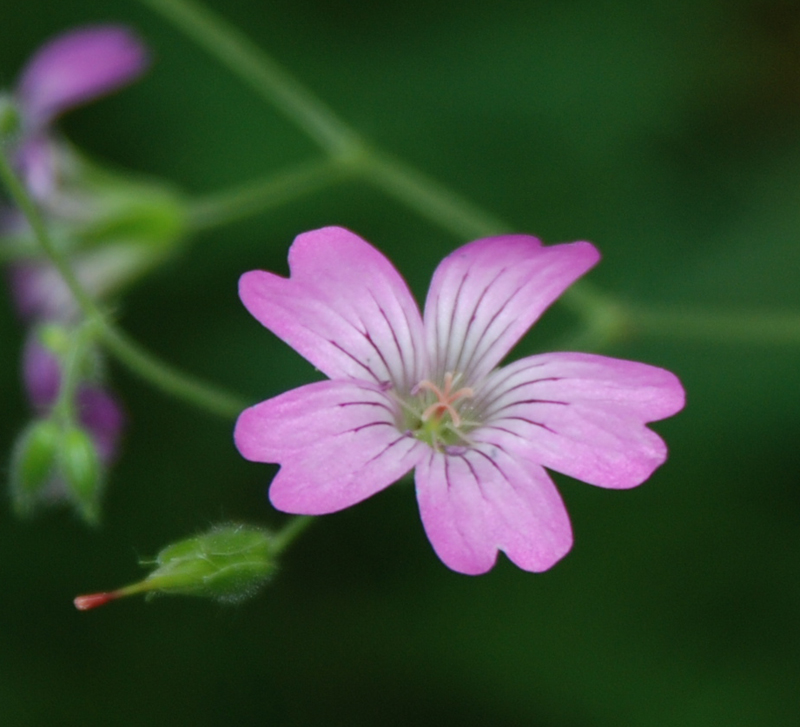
(270, 515, 315, 556)
(0, 150, 98, 316)
(136, 0, 363, 158)
(188, 157, 352, 231)
(0, 145, 248, 420)
(136, 0, 626, 330)
(362, 151, 511, 239)
(98, 326, 247, 418)
(628, 304, 800, 346)
(140, 0, 800, 349)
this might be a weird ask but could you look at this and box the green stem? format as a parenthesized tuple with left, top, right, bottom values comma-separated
(0, 149, 98, 316)
(270, 515, 315, 556)
(136, 0, 624, 329)
(136, 0, 363, 159)
(629, 305, 800, 346)
(0, 144, 248, 420)
(51, 321, 96, 425)
(361, 152, 511, 239)
(141, 0, 800, 349)
(99, 326, 247, 418)
(360, 152, 619, 317)
(188, 157, 351, 231)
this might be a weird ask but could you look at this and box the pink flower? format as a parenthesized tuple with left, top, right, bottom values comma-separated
(16, 24, 149, 130)
(11, 25, 149, 199)
(235, 227, 685, 574)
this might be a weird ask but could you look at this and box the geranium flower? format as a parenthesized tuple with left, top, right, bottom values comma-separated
(235, 227, 684, 574)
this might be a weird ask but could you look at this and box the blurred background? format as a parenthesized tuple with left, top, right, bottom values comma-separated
(1, 0, 798, 724)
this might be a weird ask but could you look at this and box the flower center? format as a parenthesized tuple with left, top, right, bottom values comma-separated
(403, 372, 477, 450)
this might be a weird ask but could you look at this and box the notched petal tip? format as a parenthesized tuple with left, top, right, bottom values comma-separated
(236, 380, 424, 515)
(415, 449, 573, 575)
(237, 226, 425, 385)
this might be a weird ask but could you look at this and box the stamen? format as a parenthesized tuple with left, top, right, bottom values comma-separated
(414, 372, 474, 428)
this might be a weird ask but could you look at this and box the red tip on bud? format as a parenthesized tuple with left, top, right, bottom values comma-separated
(73, 591, 118, 611)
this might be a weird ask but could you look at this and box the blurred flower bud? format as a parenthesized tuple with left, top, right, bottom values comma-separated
(75, 525, 277, 610)
(61, 425, 103, 525)
(8, 326, 125, 523)
(10, 419, 60, 517)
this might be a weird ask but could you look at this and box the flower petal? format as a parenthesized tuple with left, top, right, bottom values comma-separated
(235, 379, 425, 515)
(17, 25, 148, 127)
(77, 386, 125, 464)
(415, 446, 572, 575)
(239, 227, 425, 390)
(423, 235, 599, 383)
(478, 352, 685, 489)
(15, 136, 57, 200)
(22, 333, 61, 409)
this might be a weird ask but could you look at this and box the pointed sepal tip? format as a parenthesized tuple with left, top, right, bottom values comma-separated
(74, 591, 118, 611)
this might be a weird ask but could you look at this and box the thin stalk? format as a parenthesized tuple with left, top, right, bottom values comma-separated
(629, 305, 800, 346)
(188, 157, 351, 231)
(51, 321, 96, 425)
(0, 145, 248, 419)
(137, 0, 363, 158)
(137, 0, 624, 331)
(270, 515, 315, 556)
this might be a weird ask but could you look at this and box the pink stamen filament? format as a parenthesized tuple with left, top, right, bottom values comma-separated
(415, 372, 474, 428)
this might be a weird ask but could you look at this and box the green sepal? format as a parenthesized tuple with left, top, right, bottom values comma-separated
(61, 426, 103, 526)
(10, 420, 60, 517)
(141, 525, 276, 604)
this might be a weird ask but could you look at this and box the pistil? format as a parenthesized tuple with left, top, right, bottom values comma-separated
(413, 372, 474, 428)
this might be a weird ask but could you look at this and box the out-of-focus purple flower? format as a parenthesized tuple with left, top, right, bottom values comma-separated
(8, 239, 158, 323)
(22, 332, 124, 464)
(21, 331, 62, 408)
(16, 25, 149, 131)
(6, 25, 148, 200)
(75, 386, 124, 464)
(234, 227, 685, 575)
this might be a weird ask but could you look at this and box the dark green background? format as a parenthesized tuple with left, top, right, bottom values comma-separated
(1, 0, 798, 724)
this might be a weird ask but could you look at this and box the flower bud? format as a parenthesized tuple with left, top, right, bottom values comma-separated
(61, 425, 103, 525)
(10, 419, 60, 516)
(145, 525, 276, 602)
(74, 525, 276, 610)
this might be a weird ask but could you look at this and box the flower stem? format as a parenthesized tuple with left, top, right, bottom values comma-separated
(0, 145, 248, 420)
(188, 157, 352, 231)
(269, 515, 315, 556)
(136, 0, 363, 159)
(98, 326, 248, 418)
(134, 0, 628, 330)
(628, 305, 800, 346)
(361, 152, 511, 239)
(140, 0, 800, 350)
(51, 320, 96, 426)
